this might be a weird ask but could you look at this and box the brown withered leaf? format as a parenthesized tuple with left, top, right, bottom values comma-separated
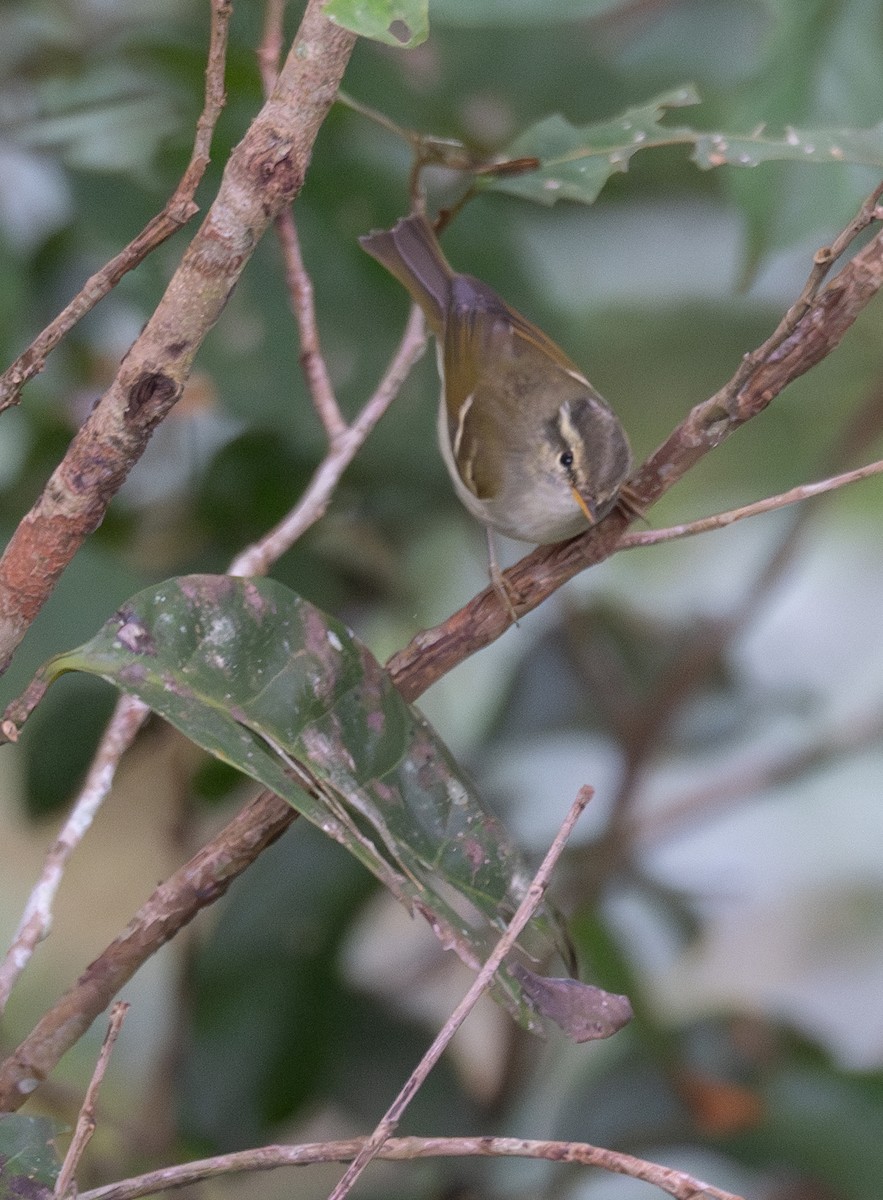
(511, 963, 633, 1043)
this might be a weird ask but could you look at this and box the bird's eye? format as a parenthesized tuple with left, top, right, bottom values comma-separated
(559, 450, 574, 470)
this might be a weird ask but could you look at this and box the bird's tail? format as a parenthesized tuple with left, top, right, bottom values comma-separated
(359, 213, 453, 336)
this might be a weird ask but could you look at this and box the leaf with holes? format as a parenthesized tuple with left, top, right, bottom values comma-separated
(483, 86, 701, 206)
(484, 86, 883, 208)
(322, 0, 427, 47)
(36, 575, 569, 1031)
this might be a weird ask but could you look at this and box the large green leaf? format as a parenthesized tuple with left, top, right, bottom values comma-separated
(0, 1115, 59, 1200)
(322, 0, 428, 47)
(39, 575, 558, 1030)
(691, 121, 883, 170)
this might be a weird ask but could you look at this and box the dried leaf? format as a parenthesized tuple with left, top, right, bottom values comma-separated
(511, 963, 633, 1043)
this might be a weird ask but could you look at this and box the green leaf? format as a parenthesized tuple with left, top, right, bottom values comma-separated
(484, 83, 883, 210)
(484, 86, 701, 206)
(322, 0, 428, 47)
(40, 575, 558, 1030)
(692, 121, 883, 171)
(0, 1115, 60, 1200)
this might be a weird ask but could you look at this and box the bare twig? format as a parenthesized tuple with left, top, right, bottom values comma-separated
(258, 0, 347, 442)
(256, 0, 287, 85)
(0, 0, 233, 413)
(326, 786, 593, 1200)
(55, 1002, 129, 1199)
(618, 456, 883, 550)
(276, 209, 347, 440)
(0, 696, 149, 1015)
(77, 1134, 745, 1200)
(229, 304, 425, 575)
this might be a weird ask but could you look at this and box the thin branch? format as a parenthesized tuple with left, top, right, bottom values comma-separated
(256, 0, 287, 85)
(0, 0, 358, 676)
(618, 456, 883, 550)
(0, 0, 233, 413)
(77, 1134, 745, 1200)
(0, 696, 148, 1015)
(326, 786, 593, 1200)
(386, 185, 883, 702)
(275, 209, 347, 441)
(579, 383, 883, 888)
(229, 304, 425, 575)
(258, 0, 347, 442)
(54, 1002, 129, 1199)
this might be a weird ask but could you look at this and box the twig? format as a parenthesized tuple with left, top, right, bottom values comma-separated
(229, 304, 425, 575)
(258, 0, 347, 442)
(618, 456, 883, 550)
(0, 0, 358, 676)
(276, 209, 347, 440)
(75, 1136, 745, 1200)
(325, 786, 593, 1200)
(55, 1002, 130, 1199)
(0, 696, 149, 1015)
(0, 0, 233, 413)
(256, 0, 287, 85)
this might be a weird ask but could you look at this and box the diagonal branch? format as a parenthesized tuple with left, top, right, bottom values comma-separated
(0, 0, 358, 675)
(0, 0, 234, 413)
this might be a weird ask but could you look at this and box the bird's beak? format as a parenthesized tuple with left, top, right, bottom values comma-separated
(571, 486, 597, 525)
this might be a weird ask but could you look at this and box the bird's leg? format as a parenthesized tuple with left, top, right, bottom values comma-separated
(486, 527, 520, 625)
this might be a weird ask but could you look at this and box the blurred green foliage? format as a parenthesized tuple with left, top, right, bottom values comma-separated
(2, 1, 883, 1198)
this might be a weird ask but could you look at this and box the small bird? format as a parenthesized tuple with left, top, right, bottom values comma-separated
(360, 213, 632, 599)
